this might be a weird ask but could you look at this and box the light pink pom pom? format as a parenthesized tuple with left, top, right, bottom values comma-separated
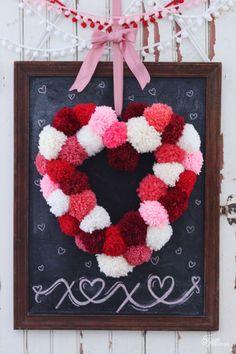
(183, 150, 203, 175)
(59, 136, 88, 166)
(40, 174, 58, 199)
(103, 122, 127, 148)
(88, 106, 117, 137)
(35, 153, 48, 176)
(139, 201, 169, 227)
(144, 103, 173, 133)
(125, 245, 152, 266)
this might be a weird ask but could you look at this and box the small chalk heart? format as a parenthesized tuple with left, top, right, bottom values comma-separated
(175, 247, 182, 255)
(186, 225, 195, 234)
(33, 285, 43, 293)
(38, 119, 46, 127)
(189, 112, 198, 120)
(58, 246, 66, 255)
(68, 93, 75, 100)
(98, 81, 105, 89)
(195, 199, 201, 206)
(188, 260, 196, 268)
(186, 90, 194, 97)
(38, 85, 47, 94)
(148, 88, 157, 96)
(38, 265, 44, 271)
(85, 261, 92, 268)
(34, 179, 40, 187)
(128, 95, 134, 101)
(151, 255, 159, 266)
(37, 224, 45, 232)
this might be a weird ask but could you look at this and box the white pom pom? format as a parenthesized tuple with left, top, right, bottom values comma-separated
(76, 125, 104, 156)
(146, 224, 173, 251)
(80, 206, 111, 233)
(47, 189, 69, 217)
(39, 125, 67, 160)
(178, 124, 201, 153)
(96, 254, 133, 278)
(127, 116, 161, 153)
(153, 162, 184, 187)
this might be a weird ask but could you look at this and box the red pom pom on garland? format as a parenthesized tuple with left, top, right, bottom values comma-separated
(103, 225, 126, 256)
(159, 187, 188, 222)
(122, 102, 148, 122)
(161, 114, 185, 144)
(124, 245, 152, 266)
(119, 211, 147, 246)
(107, 143, 140, 172)
(46, 159, 75, 183)
(60, 171, 90, 195)
(154, 143, 186, 163)
(73, 103, 96, 126)
(52, 107, 80, 136)
(35, 153, 48, 176)
(69, 190, 96, 221)
(75, 229, 106, 254)
(58, 213, 80, 236)
(137, 174, 167, 201)
(176, 170, 197, 196)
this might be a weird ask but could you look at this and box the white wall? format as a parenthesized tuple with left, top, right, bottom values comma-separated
(0, 1, 236, 353)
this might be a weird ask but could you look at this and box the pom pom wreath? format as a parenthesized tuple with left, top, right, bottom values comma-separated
(60, 171, 90, 195)
(153, 162, 184, 187)
(96, 254, 133, 278)
(176, 170, 197, 196)
(103, 226, 126, 256)
(127, 116, 161, 153)
(35, 153, 47, 175)
(103, 122, 127, 148)
(80, 206, 111, 233)
(183, 151, 203, 175)
(58, 213, 80, 236)
(122, 102, 148, 122)
(73, 103, 96, 126)
(59, 136, 88, 166)
(46, 159, 75, 183)
(106, 143, 140, 172)
(39, 125, 67, 160)
(119, 211, 147, 246)
(89, 106, 117, 137)
(124, 245, 152, 266)
(69, 190, 97, 221)
(159, 187, 188, 222)
(75, 229, 106, 254)
(46, 189, 69, 217)
(137, 174, 167, 202)
(52, 107, 80, 136)
(76, 125, 103, 157)
(155, 144, 185, 164)
(144, 103, 173, 133)
(146, 224, 173, 251)
(178, 123, 201, 153)
(139, 201, 169, 227)
(161, 114, 185, 144)
(40, 174, 58, 199)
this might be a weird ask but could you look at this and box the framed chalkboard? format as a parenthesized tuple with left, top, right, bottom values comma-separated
(14, 62, 221, 330)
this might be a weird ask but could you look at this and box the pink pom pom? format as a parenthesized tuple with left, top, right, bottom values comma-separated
(125, 245, 152, 266)
(75, 235, 87, 252)
(88, 106, 117, 136)
(139, 201, 169, 227)
(144, 103, 173, 133)
(69, 190, 96, 221)
(40, 174, 58, 199)
(103, 122, 127, 148)
(35, 153, 48, 176)
(155, 144, 185, 163)
(59, 136, 88, 166)
(137, 174, 167, 201)
(183, 151, 203, 175)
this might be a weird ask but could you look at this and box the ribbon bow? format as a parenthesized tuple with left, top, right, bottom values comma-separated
(70, 27, 150, 116)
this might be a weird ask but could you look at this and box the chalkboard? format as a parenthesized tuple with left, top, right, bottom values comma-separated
(14, 62, 221, 330)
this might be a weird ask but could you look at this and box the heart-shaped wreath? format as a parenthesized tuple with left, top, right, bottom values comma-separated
(35, 102, 203, 278)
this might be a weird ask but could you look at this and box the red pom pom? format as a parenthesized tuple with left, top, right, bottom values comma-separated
(75, 229, 106, 254)
(122, 102, 148, 122)
(137, 174, 167, 201)
(103, 226, 126, 256)
(124, 245, 152, 266)
(46, 159, 75, 183)
(107, 143, 140, 172)
(73, 103, 96, 126)
(161, 114, 185, 144)
(58, 213, 80, 236)
(60, 171, 90, 195)
(159, 187, 188, 222)
(155, 144, 185, 163)
(176, 170, 197, 196)
(119, 211, 147, 246)
(69, 190, 96, 221)
(52, 107, 80, 136)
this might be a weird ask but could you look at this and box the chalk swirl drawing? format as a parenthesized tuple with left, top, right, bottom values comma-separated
(32, 274, 201, 313)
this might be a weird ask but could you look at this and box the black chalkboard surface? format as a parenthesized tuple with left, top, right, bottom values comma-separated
(14, 62, 221, 330)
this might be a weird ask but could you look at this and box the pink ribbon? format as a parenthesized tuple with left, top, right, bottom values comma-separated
(69, 27, 150, 116)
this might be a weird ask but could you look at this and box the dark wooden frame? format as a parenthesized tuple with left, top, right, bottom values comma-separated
(14, 62, 221, 330)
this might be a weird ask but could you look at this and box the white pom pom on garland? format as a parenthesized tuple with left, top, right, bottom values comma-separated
(177, 123, 201, 153)
(96, 254, 133, 278)
(80, 205, 111, 233)
(46, 189, 69, 217)
(39, 125, 67, 160)
(76, 125, 104, 157)
(127, 116, 161, 153)
(146, 224, 173, 251)
(153, 162, 184, 187)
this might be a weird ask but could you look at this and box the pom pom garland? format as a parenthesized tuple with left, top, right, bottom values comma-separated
(107, 143, 140, 172)
(76, 125, 104, 156)
(103, 122, 127, 148)
(69, 190, 97, 221)
(52, 107, 80, 136)
(177, 123, 201, 153)
(35, 153, 48, 175)
(144, 103, 173, 133)
(73, 103, 96, 126)
(46, 189, 69, 217)
(80, 206, 111, 233)
(58, 213, 80, 236)
(124, 245, 152, 266)
(122, 102, 148, 122)
(40, 174, 58, 199)
(146, 224, 173, 251)
(137, 174, 167, 201)
(59, 136, 88, 166)
(89, 106, 117, 137)
(139, 201, 169, 227)
(153, 162, 184, 187)
(39, 125, 67, 160)
(96, 254, 133, 278)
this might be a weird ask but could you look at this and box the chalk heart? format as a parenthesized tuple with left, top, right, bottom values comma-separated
(32, 285, 43, 293)
(175, 247, 182, 255)
(189, 112, 198, 120)
(186, 90, 194, 97)
(186, 225, 195, 234)
(38, 85, 47, 94)
(151, 254, 159, 266)
(148, 87, 157, 96)
(98, 81, 105, 89)
(188, 260, 196, 268)
(38, 119, 46, 128)
(34, 179, 40, 187)
(68, 93, 76, 101)
(85, 261, 92, 268)
(148, 275, 174, 299)
(128, 95, 134, 101)
(79, 278, 105, 300)
(58, 246, 66, 255)
(38, 264, 44, 272)
(195, 199, 201, 206)
(37, 223, 46, 232)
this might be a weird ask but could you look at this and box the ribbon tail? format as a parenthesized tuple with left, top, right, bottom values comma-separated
(123, 43, 151, 90)
(112, 42, 123, 117)
(69, 44, 105, 92)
